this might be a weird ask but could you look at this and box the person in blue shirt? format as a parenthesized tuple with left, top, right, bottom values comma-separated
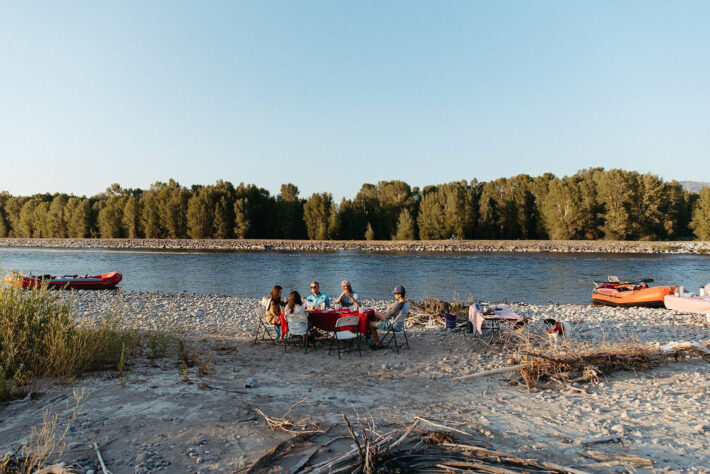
(306, 280, 330, 308)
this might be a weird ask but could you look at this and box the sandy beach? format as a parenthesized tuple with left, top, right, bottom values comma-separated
(1, 292, 708, 472)
(1, 238, 710, 254)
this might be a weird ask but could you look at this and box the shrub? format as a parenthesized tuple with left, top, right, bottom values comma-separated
(0, 281, 139, 400)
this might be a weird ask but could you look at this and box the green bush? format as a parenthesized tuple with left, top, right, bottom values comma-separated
(0, 281, 139, 401)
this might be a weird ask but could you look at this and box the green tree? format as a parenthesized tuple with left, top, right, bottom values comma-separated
(141, 188, 163, 239)
(540, 177, 586, 239)
(97, 197, 125, 238)
(47, 195, 68, 237)
(3, 196, 27, 237)
(394, 208, 416, 240)
(213, 195, 233, 239)
(18, 199, 40, 237)
(122, 197, 142, 238)
(596, 169, 635, 240)
(66, 198, 91, 238)
(690, 186, 710, 240)
(275, 184, 306, 239)
(233, 197, 251, 239)
(186, 187, 215, 239)
(233, 183, 274, 238)
(417, 190, 446, 240)
(303, 193, 334, 240)
(364, 222, 375, 241)
(160, 180, 190, 238)
(0, 192, 10, 237)
(336, 198, 361, 240)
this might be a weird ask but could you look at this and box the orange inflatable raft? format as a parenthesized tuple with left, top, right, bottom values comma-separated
(591, 278, 675, 308)
(3, 272, 122, 290)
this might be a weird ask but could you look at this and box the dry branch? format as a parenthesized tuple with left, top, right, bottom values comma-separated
(450, 363, 531, 382)
(253, 398, 322, 436)
(456, 339, 710, 390)
(247, 432, 315, 474)
(576, 435, 622, 446)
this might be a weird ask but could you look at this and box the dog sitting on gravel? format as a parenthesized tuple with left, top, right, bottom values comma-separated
(543, 318, 570, 344)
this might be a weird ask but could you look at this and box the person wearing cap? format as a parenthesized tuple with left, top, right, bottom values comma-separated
(305, 281, 330, 308)
(369, 285, 408, 349)
(333, 280, 360, 309)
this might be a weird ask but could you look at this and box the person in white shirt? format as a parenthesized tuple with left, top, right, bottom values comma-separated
(284, 291, 308, 343)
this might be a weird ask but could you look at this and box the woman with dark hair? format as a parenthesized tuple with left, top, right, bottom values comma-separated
(284, 291, 308, 344)
(264, 285, 285, 341)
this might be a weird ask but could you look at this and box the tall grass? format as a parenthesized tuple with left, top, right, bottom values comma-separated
(0, 281, 139, 401)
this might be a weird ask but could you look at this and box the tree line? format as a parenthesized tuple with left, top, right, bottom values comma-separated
(1, 169, 709, 241)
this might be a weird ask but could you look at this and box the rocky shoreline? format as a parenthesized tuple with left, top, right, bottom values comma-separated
(2, 291, 709, 472)
(1, 237, 709, 254)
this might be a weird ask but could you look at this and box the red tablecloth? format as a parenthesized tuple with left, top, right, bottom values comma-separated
(281, 309, 374, 335)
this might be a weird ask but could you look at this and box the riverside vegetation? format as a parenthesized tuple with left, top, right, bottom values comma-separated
(0, 281, 163, 402)
(1, 168, 710, 242)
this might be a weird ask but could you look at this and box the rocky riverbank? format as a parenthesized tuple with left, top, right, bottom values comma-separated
(1, 292, 708, 472)
(1, 237, 710, 254)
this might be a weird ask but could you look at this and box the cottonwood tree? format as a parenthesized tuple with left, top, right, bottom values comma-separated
(141, 185, 164, 238)
(47, 195, 68, 237)
(394, 208, 416, 240)
(186, 187, 215, 239)
(303, 192, 334, 240)
(275, 184, 306, 239)
(66, 198, 91, 238)
(596, 169, 635, 240)
(541, 177, 587, 240)
(691, 186, 710, 240)
(122, 197, 142, 238)
(0, 193, 8, 238)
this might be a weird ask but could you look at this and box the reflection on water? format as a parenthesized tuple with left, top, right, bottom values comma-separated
(0, 247, 708, 304)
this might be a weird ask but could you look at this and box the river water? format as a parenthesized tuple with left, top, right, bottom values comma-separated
(0, 247, 708, 304)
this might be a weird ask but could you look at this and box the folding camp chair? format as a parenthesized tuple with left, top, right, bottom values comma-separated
(380, 304, 410, 354)
(253, 307, 276, 345)
(284, 314, 309, 353)
(328, 315, 362, 359)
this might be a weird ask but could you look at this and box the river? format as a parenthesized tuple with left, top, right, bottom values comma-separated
(0, 247, 708, 304)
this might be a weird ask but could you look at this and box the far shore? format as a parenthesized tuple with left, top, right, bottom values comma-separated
(1, 237, 709, 254)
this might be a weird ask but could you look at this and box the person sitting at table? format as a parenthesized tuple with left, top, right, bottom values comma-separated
(334, 280, 360, 309)
(264, 285, 286, 341)
(306, 281, 330, 309)
(284, 291, 308, 344)
(368, 285, 408, 349)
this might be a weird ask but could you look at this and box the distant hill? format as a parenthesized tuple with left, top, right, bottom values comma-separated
(679, 181, 710, 192)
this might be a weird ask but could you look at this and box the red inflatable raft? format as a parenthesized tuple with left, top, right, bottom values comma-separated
(3, 272, 122, 290)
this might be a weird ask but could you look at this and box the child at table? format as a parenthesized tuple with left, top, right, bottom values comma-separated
(264, 285, 286, 341)
(284, 291, 308, 343)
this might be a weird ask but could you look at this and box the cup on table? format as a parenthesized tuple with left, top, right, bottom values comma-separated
(334, 303, 341, 310)
(320, 303, 325, 310)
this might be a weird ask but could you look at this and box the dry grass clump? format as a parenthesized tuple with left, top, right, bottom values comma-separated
(0, 282, 139, 401)
(1, 389, 85, 474)
(254, 398, 323, 436)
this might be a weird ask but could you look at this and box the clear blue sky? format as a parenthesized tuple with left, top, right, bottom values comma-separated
(1, 1, 708, 200)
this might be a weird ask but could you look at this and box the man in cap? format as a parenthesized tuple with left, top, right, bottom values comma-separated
(369, 285, 408, 349)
